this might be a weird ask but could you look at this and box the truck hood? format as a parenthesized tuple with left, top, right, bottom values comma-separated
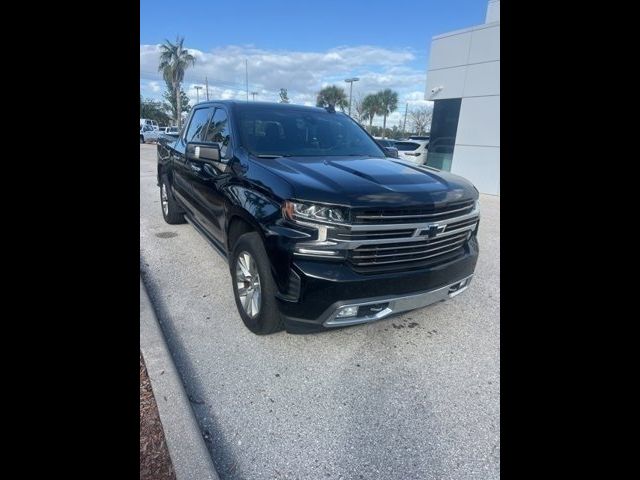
(250, 155, 478, 208)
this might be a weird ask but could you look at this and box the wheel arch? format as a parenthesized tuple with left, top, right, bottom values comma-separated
(226, 211, 264, 253)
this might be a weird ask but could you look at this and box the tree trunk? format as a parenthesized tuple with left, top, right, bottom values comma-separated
(176, 82, 182, 128)
(368, 115, 373, 133)
(382, 114, 387, 139)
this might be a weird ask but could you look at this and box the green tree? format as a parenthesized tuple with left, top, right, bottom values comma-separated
(377, 89, 399, 139)
(158, 36, 196, 127)
(162, 80, 191, 126)
(279, 88, 290, 103)
(362, 93, 382, 133)
(140, 98, 172, 126)
(316, 85, 348, 111)
(390, 125, 404, 140)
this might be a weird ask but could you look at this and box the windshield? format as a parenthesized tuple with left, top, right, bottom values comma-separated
(236, 106, 385, 158)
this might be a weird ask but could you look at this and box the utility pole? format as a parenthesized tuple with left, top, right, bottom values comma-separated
(344, 77, 359, 116)
(205, 76, 209, 100)
(251, 91, 258, 101)
(402, 102, 409, 136)
(194, 85, 203, 103)
(245, 59, 249, 102)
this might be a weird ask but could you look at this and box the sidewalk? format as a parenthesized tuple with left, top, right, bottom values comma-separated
(140, 277, 219, 480)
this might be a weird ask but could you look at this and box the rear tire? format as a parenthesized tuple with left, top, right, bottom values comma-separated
(160, 175, 186, 224)
(231, 232, 283, 335)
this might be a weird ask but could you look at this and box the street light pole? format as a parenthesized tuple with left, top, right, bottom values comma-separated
(194, 85, 203, 103)
(344, 77, 359, 116)
(403, 102, 409, 136)
(245, 59, 249, 102)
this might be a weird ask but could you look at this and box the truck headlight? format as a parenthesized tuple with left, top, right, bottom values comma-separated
(283, 201, 348, 225)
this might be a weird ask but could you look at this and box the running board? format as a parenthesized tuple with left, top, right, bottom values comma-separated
(184, 215, 229, 264)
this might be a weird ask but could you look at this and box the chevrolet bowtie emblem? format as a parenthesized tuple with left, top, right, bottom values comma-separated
(417, 224, 446, 238)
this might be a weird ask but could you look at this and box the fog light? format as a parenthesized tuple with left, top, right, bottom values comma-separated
(336, 306, 358, 318)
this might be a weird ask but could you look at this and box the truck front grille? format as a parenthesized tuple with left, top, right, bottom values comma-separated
(348, 231, 469, 272)
(352, 200, 475, 224)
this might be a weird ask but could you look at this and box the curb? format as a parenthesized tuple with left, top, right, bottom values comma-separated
(140, 277, 219, 480)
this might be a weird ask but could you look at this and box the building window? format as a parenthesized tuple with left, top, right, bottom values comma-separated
(426, 98, 461, 171)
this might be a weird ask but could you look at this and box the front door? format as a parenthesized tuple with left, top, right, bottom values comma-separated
(187, 106, 234, 244)
(171, 107, 214, 210)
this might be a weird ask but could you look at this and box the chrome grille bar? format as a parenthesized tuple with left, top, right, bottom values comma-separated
(351, 245, 464, 266)
(355, 204, 473, 220)
(353, 232, 469, 252)
(351, 238, 467, 260)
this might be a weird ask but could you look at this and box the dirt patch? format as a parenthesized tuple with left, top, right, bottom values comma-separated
(140, 352, 176, 480)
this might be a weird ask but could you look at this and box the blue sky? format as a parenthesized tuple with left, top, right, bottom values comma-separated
(140, 0, 488, 126)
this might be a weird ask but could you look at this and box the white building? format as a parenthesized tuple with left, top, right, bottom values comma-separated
(425, 0, 500, 195)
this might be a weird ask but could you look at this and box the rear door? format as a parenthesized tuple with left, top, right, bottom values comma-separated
(170, 107, 214, 210)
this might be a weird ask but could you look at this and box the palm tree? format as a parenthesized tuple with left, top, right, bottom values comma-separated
(362, 93, 381, 133)
(377, 89, 399, 138)
(158, 36, 196, 127)
(316, 85, 348, 111)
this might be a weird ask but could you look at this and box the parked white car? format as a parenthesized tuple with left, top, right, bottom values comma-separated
(140, 124, 159, 143)
(395, 139, 429, 164)
(158, 126, 180, 136)
(140, 118, 159, 129)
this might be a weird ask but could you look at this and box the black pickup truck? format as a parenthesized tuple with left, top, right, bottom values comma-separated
(157, 101, 479, 334)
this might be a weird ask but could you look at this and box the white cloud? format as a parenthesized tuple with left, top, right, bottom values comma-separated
(141, 43, 429, 125)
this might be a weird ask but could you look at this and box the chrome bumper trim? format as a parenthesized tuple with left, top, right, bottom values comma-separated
(322, 274, 473, 327)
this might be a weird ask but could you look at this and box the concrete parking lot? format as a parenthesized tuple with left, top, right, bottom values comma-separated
(140, 144, 500, 480)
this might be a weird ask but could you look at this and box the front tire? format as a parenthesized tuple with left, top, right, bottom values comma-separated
(231, 232, 283, 334)
(160, 175, 186, 224)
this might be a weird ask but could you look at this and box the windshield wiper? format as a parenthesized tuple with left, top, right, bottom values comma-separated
(254, 154, 292, 159)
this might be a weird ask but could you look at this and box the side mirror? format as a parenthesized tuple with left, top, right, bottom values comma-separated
(383, 147, 398, 158)
(186, 142, 221, 162)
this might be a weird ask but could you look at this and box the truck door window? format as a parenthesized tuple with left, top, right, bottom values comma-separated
(185, 108, 213, 142)
(203, 108, 232, 158)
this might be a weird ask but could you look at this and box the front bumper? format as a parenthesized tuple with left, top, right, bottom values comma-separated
(321, 274, 472, 327)
(278, 237, 478, 333)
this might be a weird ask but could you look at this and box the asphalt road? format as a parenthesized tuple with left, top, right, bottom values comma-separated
(140, 144, 500, 480)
